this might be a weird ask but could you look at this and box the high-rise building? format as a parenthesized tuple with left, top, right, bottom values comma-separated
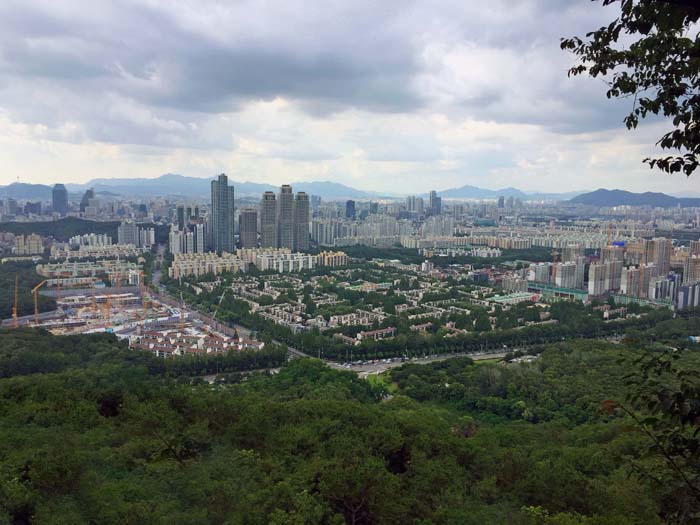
(690, 240, 700, 257)
(52, 184, 68, 215)
(176, 204, 186, 231)
(211, 173, 235, 253)
(587, 263, 607, 297)
(429, 190, 442, 215)
(497, 195, 505, 209)
(80, 188, 95, 213)
(644, 238, 672, 275)
(277, 185, 294, 249)
(406, 196, 416, 212)
(169, 227, 184, 255)
(562, 243, 584, 263)
(601, 245, 625, 264)
(117, 220, 139, 246)
(239, 208, 258, 248)
(24, 201, 41, 215)
(345, 200, 356, 220)
(293, 192, 310, 251)
(260, 192, 278, 248)
(415, 197, 424, 215)
(684, 255, 700, 284)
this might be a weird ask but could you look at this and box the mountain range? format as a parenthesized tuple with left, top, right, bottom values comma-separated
(436, 185, 582, 201)
(0, 174, 586, 201)
(569, 188, 700, 207)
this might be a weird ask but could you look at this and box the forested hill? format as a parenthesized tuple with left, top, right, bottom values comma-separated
(569, 188, 700, 207)
(0, 328, 699, 523)
(0, 217, 169, 243)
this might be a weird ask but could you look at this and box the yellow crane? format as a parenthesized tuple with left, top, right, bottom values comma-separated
(116, 272, 122, 309)
(31, 280, 47, 326)
(91, 280, 97, 313)
(12, 275, 19, 328)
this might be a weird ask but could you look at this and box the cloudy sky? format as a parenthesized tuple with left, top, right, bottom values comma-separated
(1, 0, 698, 195)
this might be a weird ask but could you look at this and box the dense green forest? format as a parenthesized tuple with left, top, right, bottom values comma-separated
(0, 261, 55, 319)
(0, 328, 698, 523)
(0, 217, 169, 244)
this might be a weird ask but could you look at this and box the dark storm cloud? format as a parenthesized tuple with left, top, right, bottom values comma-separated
(0, 0, 628, 148)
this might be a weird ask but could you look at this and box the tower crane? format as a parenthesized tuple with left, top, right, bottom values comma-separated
(213, 287, 230, 320)
(12, 275, 19, 328)
(31, 280, 47, 326)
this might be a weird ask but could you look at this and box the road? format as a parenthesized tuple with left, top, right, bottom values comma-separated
(332, 352, 507, 377)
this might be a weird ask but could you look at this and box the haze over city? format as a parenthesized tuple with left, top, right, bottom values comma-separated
(2, 0, 699, 195)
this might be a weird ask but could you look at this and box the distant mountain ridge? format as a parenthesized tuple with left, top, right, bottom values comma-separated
(3, 174, 582, 201)
(63, 174, 384, 199)
(437, 184, 582, 201)
(569, 188, 700, 207)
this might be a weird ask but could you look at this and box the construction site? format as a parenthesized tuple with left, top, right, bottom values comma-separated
(2, 267, 267, 359)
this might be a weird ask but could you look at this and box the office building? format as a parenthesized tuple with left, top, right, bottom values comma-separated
(52, 184, 69, 215)
(79, 188, 95, 213)
(429, 190, 442, 215)
(277, 185, 294, 249)
(260, 192, 278, 248)
(177, 205, 186, 231)
(211, 173, 235, 253)
(293, 192, 310, 251)
(345, 200, 356, 220)
(239, 208, 258, 248)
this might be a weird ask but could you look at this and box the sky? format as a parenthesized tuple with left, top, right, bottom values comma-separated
(1, 0, 699, 196)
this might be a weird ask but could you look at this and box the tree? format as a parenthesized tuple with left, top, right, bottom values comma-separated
(561, 1, 700, 176)
(610, 348, 700, 522)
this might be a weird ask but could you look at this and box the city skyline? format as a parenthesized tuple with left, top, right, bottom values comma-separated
(2, 1, 700, 195)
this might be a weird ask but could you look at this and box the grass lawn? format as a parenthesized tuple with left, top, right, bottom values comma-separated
(365, 372, 398, 393)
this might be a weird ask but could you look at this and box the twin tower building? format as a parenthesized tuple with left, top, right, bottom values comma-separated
(211, 174, 309, 253)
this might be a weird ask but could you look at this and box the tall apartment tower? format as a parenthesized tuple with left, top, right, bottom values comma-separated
(260, 191, 278, 248)
(210, 173, 235, 253)
(52, 184, 69, 216)
(293, 192, 310, 251)
(644, 238, 672, 275)
(239, 208, 258, 248)
(277, 185, 294, 249)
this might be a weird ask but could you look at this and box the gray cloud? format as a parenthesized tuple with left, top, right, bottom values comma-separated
(1, 0, 682, 194)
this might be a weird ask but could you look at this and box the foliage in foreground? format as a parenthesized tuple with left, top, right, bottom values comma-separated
(1, 329, 699, 523)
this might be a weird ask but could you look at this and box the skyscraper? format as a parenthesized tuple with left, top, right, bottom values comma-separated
(176, 204, 186, 231)
(497, 195, 505, 209)
(80, 188, 95, 213)
(429, 190, 442, 215)
(260, 191, 277, 248)
(644, 238, 672, 275)
(293, 192, 310, 251)
(277, 185, 294, 249)
(211, 173, 235, 253)
(52, 184, 68, 215)
(345, 200, 356, 220)
(239, 208, 258, 248)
